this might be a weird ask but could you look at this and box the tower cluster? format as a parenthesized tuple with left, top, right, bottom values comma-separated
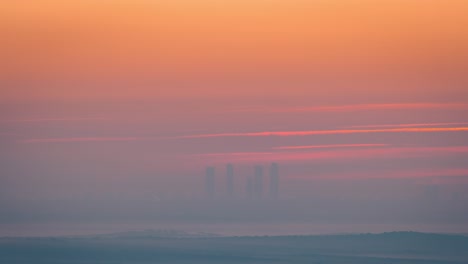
(205, 163, 280, 200)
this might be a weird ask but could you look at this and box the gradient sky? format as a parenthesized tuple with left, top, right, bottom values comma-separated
(1, 0, 468, 233)
(2, 0, 468, 100)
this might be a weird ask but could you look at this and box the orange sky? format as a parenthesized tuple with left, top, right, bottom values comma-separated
(1, 0, 468, 100)
(3, 1, 468, 233)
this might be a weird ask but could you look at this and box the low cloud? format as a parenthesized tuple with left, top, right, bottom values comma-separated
(178, 127, 468, 139)
(21, 137, 140, 143)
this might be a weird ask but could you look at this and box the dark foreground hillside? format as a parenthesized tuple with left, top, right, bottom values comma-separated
(1, 231, 467, 264)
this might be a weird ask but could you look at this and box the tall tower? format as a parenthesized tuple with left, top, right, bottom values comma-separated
(226, 163, 234, 198)
(254, 165, 263, 200)
(205, 166, 215, 199)
(246, 175, 254, 200)
(269, 162, 279, 200)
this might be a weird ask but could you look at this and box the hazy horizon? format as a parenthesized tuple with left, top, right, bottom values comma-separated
(1, 0, 468, 241)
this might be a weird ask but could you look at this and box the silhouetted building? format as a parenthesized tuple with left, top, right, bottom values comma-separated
(226, 163, 234, 198)
(246, 175, 254, 200)
(269, 162, 279, 200)
(254, 165, 263, 199)
(205, 166, 215, 199)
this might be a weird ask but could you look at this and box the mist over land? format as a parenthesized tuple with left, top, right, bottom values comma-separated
(2, 0, 468, 263)
(2, 87, 468, 237)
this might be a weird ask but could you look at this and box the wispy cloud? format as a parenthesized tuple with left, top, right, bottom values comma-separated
(293, 169, 468, 181)
(348, 122, 468, 129)
(21, 137, 140, 143)
(234, 103, 468, 113)
(1, 117, 106, 123)
(289, 103, 468, 112)
(195, 152, 276, 157)
(178, 127, 468, 139)
(18, 127, 468, 144)
(192, 146, 468, 163)
(273, 144, 388, 150)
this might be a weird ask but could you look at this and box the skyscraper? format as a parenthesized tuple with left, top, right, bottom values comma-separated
(205, 166, 215, 199)
(254, 165, 263, 199)
(226, 163, 234, 198)
(269, 162, 279, 200)
(246, 175, 254, 200)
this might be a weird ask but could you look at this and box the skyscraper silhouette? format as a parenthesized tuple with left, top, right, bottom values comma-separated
(205, 166, 215, 199)
(254, 165, 263, 199)
(226, 163, 234, 198)
(246, 175, 254, 200)
(269, 162, 279, 200)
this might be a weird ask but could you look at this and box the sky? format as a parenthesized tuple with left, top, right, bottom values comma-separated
(1, 0, 468, 235)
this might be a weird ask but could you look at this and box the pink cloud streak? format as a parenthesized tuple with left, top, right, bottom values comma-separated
(1, 117, 106, 123)
(194, 146, 468, 163)
(289, 103, 468, 112)
(18, 127, 468, 144)
(348, 122, 468, 129)
(21, 137, 140, 143)
(196, 152, 276, 156)
(235, 103, 468, 113)
(179, 127, 468, 139)
(273, 144, 388, 150)
(292, 169, 468, 181)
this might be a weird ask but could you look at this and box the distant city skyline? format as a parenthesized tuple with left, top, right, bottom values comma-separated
(226, 164, 234, 198)
(204, 163, 281, 201)
(1, 0, 468, 238)
(205, 167, 215, 200)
